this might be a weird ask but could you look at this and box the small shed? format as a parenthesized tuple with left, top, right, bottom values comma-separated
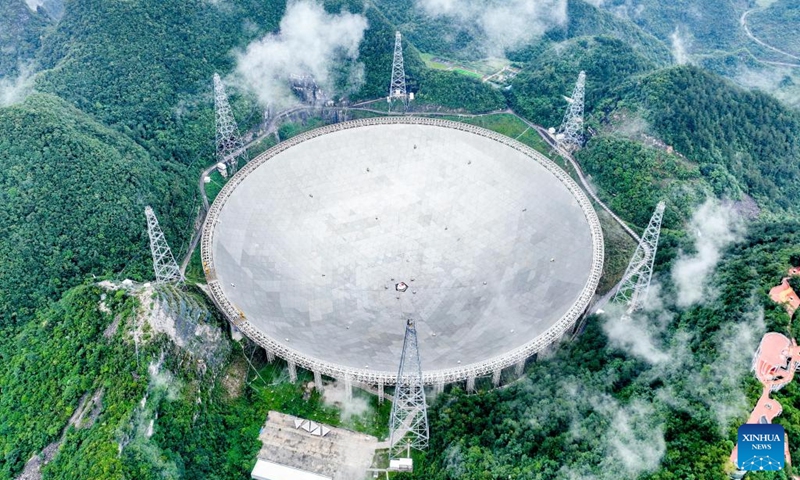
(251, 459, 332, 480)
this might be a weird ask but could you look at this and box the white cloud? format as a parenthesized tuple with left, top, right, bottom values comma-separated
(234, 0, 368, 108)
(416, 0, 568, 56)
(735, 66, 800, 108)
(322, 381, 373, 422)
(607, 402, 666, 475)
(24, 0, 43, 10)
(605, 288, 763, 435)
(672, 199, 742, 307)
(606, 0, 645, 21)
(603, 304, 670, 364)
(0, 64, 35, 107)
(670, 27, 692, 65)
(603, 281, 680, 364)
(587, 198, 762, 477)
(561, 390, 666, 479)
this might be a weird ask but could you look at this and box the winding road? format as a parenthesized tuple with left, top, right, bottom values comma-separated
(740, 8, 800, 68)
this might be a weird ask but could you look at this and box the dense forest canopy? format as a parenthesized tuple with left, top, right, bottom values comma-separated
(628, 66, 800, 210)
(0, 93, 192, 325)
(522, 0, 673, 65)
(597, 0, 745, 53)
(576, 136, 705, 228)
(593, 0, 800, 107)
(1, 283, 306, 479)
(34, 0, 285, 164)
(372, 0, 672, 64)
(508, 35, 656, 127)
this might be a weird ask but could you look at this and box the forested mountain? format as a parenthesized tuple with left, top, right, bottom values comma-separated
(628, 66, 800, 209)
(526, 0, 673, 65)
(508, 35, 657, 127)
(591, 0, 800, 108)
(0, 93, 192, 325)
(2, 0, 800, 478)
(34, 0, 285, 164)
(372, 0, 672, 64)
(0, 0, 50, 77)
(507, 34, 800, 226)
(597, 0, 746, 53)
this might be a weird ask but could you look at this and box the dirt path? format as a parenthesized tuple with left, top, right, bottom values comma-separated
(16, 389, 104, 480)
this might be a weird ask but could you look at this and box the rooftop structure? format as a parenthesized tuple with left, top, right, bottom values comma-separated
(752, 332, 798, 391)
(251, 460, 332, 480)
(768, 268, 800, 316)
(253, 411, 377, 480)
(201, 117, 604, 385)
(730, 331, 799, 474)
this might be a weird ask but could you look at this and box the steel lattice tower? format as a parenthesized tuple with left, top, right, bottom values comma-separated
(612, 201, 666, 314)
(388, 31, 407, 103)
(556, 71, 586, 153)
(213, 73, 248, 174)
(145, 206, 183, 284)
(388, 319, 429, 459)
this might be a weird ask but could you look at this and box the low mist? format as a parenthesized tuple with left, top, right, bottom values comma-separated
(416, 0, 567, 56)
(670, 27, 692, 65)
(234, 0, 367, 108)
(322, 381, 373, 421)
(672, 199, 742, 307)
(0, 64, 35, 107)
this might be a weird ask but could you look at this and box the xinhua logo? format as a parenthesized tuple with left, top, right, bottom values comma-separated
(737, 424, 785, 471)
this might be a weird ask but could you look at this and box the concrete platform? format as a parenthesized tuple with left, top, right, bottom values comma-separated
(256, 411, 377, 480)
